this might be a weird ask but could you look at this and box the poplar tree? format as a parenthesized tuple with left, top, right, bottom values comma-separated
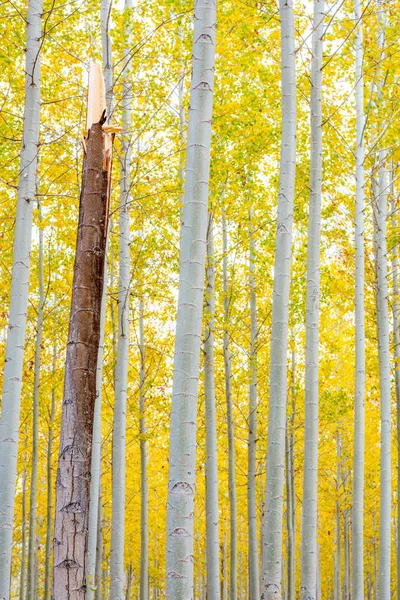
(352, 0, 365, 596)
(0, 2, 42, 595)
(262, 1, 296, 596)
(165, 0, 217, 594)
(300, 2, 324, 598)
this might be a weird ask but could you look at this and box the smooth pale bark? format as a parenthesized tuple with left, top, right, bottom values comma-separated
(87, 2, 113, 596)
(165, 0, 216, 595)
(247, 208, 259, 600)
(110, 2, 132, 598)
(352, 1, 365, 596)
(52, 64, 112, 600)
(94, 481, 103, 600)
(223, 530, 228, 600)
(300, 3, 324, 599)
(26, 205, 45, 600)
(139, 298, 149, 600)
(391, 165, 400, 600)
(262, 1, 296, 598)
(44, 339, 57, 600)
(204, 214, 220, 600)
(375, 149, 391, 599)
(334, 431, 341, 600)
(20, 441, 28, 600)
(222, 212, 237, 600)
(286, 339, 296, 600)
(0, 1, 42, 594)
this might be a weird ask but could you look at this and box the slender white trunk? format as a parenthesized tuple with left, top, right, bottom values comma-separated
(391, 164, 400, 600)
(352, 1, 365, 597)
(20, 439, 28, 600)
(87, 2, 112, 596)
(0, 1, 42, 593)
(334, 430, 341, 600)
(300, 3, 324, 599)
(204, 214, 220, 600)
(285, 341, 296, 600)
(222, 211, 237, 600)
(248, 207, 259, 600)
(262, 1, 296, 597)
(26, 204, 45, 600)
(374, 147, 391, 599)
(165, 0, 216, 595)
(223, 530, 228, 600)
(139, 298, 149, 600)
(94, 481, 103, 600)
(110, 1, 132, 598)
(44, 336, 56, 600)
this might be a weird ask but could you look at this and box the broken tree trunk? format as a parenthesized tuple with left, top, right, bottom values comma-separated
(52, 62, 112, 600)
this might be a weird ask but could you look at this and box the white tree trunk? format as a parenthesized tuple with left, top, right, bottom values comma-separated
(247, 208, 259, 600)
(285, 337, 296, 600)
(261, 1, 296, 597)
(0, 1, 42, 594)
(391, 164, 400, 600)
(110, 1, 132, 598)
(374, 148, 391, 599)
(44, 333, 57, 600)
(334, 430, 341, 600)
(222, 211, 237, 600)
(165, 0, 216, 595)
(26, 204, 45, 600)
(352, 0, 365, 596)
(87, 2, 113, 597)
(139, 298, 149, 600)
(300, 2, 324, 599)
(19, 441, 28, 600)
(204, 214, 220, 600)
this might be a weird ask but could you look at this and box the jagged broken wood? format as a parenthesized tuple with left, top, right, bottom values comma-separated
(52, 61, 113, 600)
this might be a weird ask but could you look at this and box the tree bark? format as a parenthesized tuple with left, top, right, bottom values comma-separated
(86, 1, 113, 596)
(352, 0, 365, 596)
(261, 1, 296, 598)
(222, 211, 237, 600)
(44, 337, 57, 600)
(204, 213, 220, 600)
(300, 3, 324, 599)
(52, 62, 112, 600)
(285, 336, 296, 600)
(110, 2, 132, 598)
(20, 439, 28, 600)
(0, 1, 42, 594)
(139, 298, 149, 600)
(165, 0, 216, 595)
(26, 203, 45, 600)
(247, 207, 259, 600)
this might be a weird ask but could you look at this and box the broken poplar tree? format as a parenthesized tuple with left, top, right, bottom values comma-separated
(52, 62, 113, 600)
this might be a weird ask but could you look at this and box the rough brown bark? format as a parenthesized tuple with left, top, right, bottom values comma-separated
(52, 112, 112, 600)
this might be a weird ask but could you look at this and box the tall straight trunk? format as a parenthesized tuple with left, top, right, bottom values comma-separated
(26, 204, 45, 600)
(204, 213, 220, 600)
(165, 0, 216, 594)
(52, 63, 112, 600)
(222, 211, 237, 600)
(87, 2, 113, 596)
(223, 530, 228, 600)
(391, 165, 400, 600)
(286, 336, 296, 600)
(110, 1, 132, 597)
(334, 431, 341, 600)
(375, 147, 391, 599)
(352, 1, 365, 598)
(0, 1, 42, 593)
(300, 3, 324, 599)
(94, 481, 103, 600)
(262, 1, 296, 597)
(20, 440, 28, 600)
(139, 298, 149, 600)
(44, 339, 57, 600)
(248, 208, 259, 600)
